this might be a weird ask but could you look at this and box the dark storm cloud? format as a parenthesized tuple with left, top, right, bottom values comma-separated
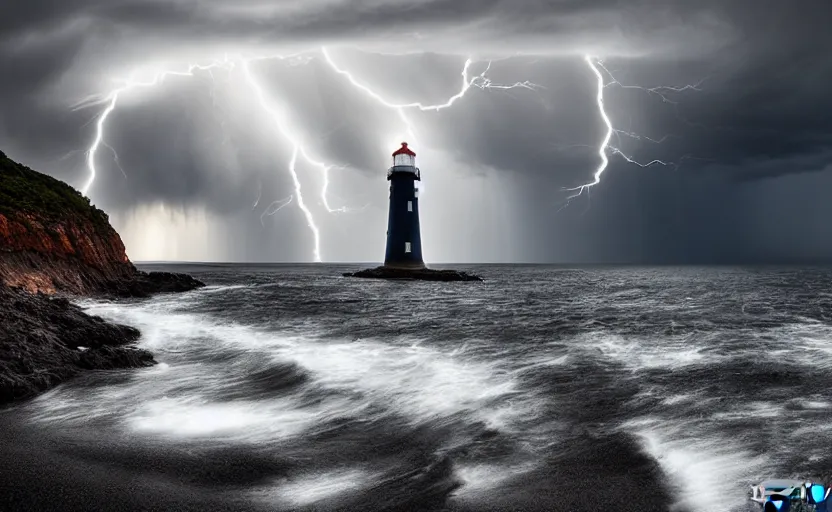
(2, 0, 736, 57)
(1, 0, 831, 262)
(0, 28, 84, 97)
(86, 64, 297, 212)
(0, 1, 87, 37)
(644, 0, 832, 182)
(422, 55, 600, 186)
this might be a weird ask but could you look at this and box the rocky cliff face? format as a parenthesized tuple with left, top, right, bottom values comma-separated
(0, 149, 205, 404)
(0, 212, 136, 294)
(0, 150, 203, 296)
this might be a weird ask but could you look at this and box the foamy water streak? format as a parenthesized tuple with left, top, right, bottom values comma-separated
(29, 287, 529, 443)
(608, 319, 832, 512)
(453, 462, 538, 498)
(767, 321, 832, 368)
(623, 418, 769, 512)
(19, 265, 832, 510)
(130, 397, 319, 440)
(585, 332, 718, 370)
(252, 468, 375, 507)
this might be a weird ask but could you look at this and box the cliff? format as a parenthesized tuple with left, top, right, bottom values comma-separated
(0, 149, 204, 404)
(0, 150, 203, 296)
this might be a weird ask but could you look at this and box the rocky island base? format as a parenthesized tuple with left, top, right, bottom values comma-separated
(343, 266, 483, 282)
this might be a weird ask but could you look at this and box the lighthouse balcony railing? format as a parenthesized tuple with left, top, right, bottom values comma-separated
(387, 166, 421, 180)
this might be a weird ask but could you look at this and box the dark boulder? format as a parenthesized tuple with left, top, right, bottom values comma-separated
(0, 284, 155, 405)
(103, 270, 206, 298)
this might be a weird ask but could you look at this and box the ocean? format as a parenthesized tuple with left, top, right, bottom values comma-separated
(3, 264, 832, 512)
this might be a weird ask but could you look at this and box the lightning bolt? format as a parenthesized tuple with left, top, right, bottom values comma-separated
(322, 48, 539, 113)
(241, 60, 324, 262)
(79, 53, 345, 263)
(260, 195, 294, 227)
(596, 60, 706, 105)
(77, 60, 236, 196)
(252, 179, 263, 210)
(564, 55, 703, 202)
(320, 47, 541, 148)
(83, 92, 118, 195)
(79, 48, 539, 262)
(101, 141, 127, 179)
(320, 164, 370, 213)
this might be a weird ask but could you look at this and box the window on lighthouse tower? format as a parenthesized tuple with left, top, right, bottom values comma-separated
(394, 153, 415, 166)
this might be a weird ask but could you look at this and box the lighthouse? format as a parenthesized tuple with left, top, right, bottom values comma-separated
(343, 142, 480, 280)
(384, 142, 425, 269)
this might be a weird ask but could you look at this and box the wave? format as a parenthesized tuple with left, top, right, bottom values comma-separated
(25, 291, 534, 452)
(21, 268, 832, 510)
(623, 417, 768, 512)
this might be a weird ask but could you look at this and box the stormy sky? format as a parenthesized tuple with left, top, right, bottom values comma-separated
(1, 0, 830, 263)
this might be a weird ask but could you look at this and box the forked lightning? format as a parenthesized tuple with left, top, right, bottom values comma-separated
(564, 55, 703, 202)
(80, 49, 539, 262)
(78, 49, 693, 257)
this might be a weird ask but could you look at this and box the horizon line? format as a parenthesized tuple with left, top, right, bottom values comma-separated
(133, 261, 832, 266)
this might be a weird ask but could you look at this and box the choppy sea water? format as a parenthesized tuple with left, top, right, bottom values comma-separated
(5, 264, 832, 512)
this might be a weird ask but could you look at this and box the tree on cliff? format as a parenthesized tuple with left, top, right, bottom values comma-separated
(0, 149, 111, 234)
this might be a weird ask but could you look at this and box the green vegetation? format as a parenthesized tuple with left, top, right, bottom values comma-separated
(0, 150, 113, 234)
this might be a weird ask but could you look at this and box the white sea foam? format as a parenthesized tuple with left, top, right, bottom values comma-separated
(281, 337, 522, 428)
(453, 462, 537, 498)
(764, 322, 832, 368)
(199, 284, 250, 294)
(712, 401, 784, 420)
(29, 291, 531, 445)
(623, 418, 768, 512)
(128, 398, 318, 440)
(252, 468, 373, 507)
(587, 333, 715, 371)
(661, 394, 698, 406)
(512, 354, 570, 374)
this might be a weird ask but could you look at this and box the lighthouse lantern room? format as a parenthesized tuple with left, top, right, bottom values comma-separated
(384, 142, 425, 269)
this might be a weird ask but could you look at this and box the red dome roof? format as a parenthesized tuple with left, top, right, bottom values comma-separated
(392, 142, 416, 157)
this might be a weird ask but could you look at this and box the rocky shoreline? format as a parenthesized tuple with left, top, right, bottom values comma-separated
(101, 269, 205, 298)
(0, 271, 204, 406)
(0, 284, 156, 404)
(344, 266, 483, 282)
(0, 149, 205, 405)
(0, 251, 205, 298)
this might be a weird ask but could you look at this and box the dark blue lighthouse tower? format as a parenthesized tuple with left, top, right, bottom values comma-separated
(384, 142, 425, 269)
(344, 142, 480, 280)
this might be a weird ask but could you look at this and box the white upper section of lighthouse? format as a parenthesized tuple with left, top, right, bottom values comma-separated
(392, 142, 416, 167)
(388, 142, 420, 179)
(394, 153, 415, 166)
